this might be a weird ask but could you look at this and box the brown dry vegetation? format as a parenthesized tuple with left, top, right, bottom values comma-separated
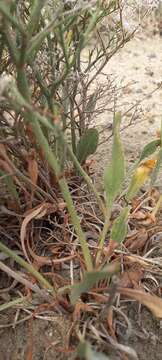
(1, 2, 162, 360)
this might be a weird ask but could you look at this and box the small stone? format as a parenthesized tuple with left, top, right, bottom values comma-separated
(136, 88, 143, 94)
(48, 330, 53, 337)
(148, 116, 155, 124)
(145, 69, 154, 77)
(148, 53, 156, 59)
(123, 87, 132, 94)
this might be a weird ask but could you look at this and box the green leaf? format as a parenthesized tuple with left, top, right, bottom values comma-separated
(77, 341, 110, 360)
(0, 171, 19, 202)
(70, 263, 119, 304)
(139, 139, 160, 162)
(110, 207, 130, 244)
(104, 112, 125, 210)
(76, 128, 99, 164)
(151, 148, 162, 185)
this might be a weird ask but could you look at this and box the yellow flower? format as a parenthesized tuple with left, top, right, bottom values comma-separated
(126, 159, 157, 201)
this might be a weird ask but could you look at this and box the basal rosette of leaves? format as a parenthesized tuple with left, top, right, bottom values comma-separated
(0, 1, 162, 358)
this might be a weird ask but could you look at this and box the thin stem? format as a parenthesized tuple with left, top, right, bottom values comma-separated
(58, 23, 70, 69)
(3, 26, 19, 65)
(0, 261, 53, 302)
(31, 120, 93, 271)
(26, 3, 93, 60)
(0, 296, 27, 312)
(65, 141, 106, 216)
(0, 3, 25, 35)
(96, 209, 111, 265)
(6, 84, 106, 218)
(0, 241, 54, 293)
(26, 6, 63, 59)
(27, 0, 46, 37)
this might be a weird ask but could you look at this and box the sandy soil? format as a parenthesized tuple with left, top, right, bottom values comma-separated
(94, 32, 162, 189)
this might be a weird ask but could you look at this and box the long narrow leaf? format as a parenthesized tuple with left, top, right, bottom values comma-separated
(70, 263, 119, 304)
(104, 113, 125, 210)
(139, 139, 160, 162)
(110, 206, 130, 244)
(76, 128, 99, 164)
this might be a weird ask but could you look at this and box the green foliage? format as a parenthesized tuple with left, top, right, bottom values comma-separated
(139, 139, 161, 162)
(104, 112, 125, 210)
(126, 169, 145, 202)
(0, 9, 161, 360)
(110, 207, 130, 244)
(1, 5, 161, 358)
(76, 128, 99, 164)
(1, 0, 130, 291)
(70, 263, 119, 304)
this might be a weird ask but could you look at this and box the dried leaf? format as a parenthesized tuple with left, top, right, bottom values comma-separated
(125, 228, 148, 252)
(130, 210, 147, 220)
(133, 212, 156, 226)
(0, 143, 7, 156)
(119, 287, 162, 318)
(104, 239, 118, 258)
(20, 203, 49, 262)
(131, 197, 143, 211)
(28, 243, 76, 266)
(119, 264, 144, 288)
(73, 301, 94, 321)
(107, 306, 116, 339)
(26, 124, 36, 145)
(149, 188, 160, 207)
(27, 149, 38, 186)
(0, 158, 13, 174)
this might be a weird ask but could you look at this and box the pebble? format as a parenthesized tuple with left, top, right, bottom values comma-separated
(148, 53, 157, 59)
